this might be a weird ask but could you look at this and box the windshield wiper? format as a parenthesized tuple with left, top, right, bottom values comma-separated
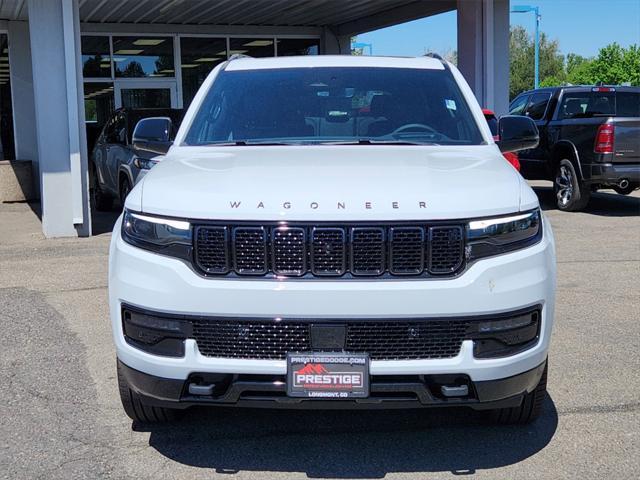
(198, 140, 300, 146)
(318, 139, 439, 146)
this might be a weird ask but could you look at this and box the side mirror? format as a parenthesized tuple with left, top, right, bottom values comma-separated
(132, 117, 174, 155)
(495, 115, 539, 153)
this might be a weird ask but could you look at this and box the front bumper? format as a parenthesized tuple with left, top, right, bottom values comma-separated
(109, 214, 556, 389)
(118, 358, 548, 410)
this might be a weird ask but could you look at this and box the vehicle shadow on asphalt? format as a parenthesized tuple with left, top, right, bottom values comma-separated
(140, 396, 558, 477)
(534, 186, 640, 217)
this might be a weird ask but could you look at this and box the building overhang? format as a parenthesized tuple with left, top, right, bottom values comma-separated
(2, 0, 456, 36)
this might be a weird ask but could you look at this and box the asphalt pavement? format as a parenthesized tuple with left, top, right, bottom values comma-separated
(0, 183, 638, 479)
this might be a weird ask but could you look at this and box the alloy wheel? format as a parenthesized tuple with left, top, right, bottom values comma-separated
(555, 165, 573, 207)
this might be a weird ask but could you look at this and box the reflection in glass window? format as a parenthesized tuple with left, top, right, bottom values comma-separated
(277, 38, 319, 56)
(84, 83, 114, 152)
(121, 88, 171, 109)
(180, 37, 227, 108)
(81, 36, 111, 78)
(229, 38, 274, 58)
(113, 36, 174, 78)
(0, 34, 14, 159)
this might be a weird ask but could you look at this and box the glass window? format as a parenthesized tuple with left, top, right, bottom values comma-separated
(113, 36, 174, 78)
(616, 92, 640, 117)
(180, 37, 227, 108)
(229, 38, 274, 57)
(121, 88, 171, 109)
(277, 38, 319, 56)
(509, 95, 529, 115)
(0, 35, 14, 160)
(525, 92, 551, 120)
(185, 67, 484, 146)
(81, 36, 111, 78)
(84, 83, 114, 152)
(558, 92, 615, 119)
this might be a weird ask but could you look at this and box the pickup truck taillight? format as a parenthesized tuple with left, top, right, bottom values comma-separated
(594, 124, 615, 154)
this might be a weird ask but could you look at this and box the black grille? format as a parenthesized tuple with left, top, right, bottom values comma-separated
(232, 227, 267, 274)
(191, 318, 470, 360)
(429, 226, 464, 274)
(351, 228, 385, 275)
(195, 227, 228, 274)
(194, 223, 465, 278)
(272, 227, 306, 276)
(311, 228, 346, 275)
(390, 227, 425, 274)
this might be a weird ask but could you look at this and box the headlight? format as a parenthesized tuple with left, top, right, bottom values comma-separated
(466, 209, 542, 260)
(122, 210, 192, 260)
(133, 157, 159, 170)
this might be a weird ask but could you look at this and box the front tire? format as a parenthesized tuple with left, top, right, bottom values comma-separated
(554, 159, 590, 211)
(90, 167, 113, 212)
(489, 363, 548, 425)
(117, 362, 182, 423)
(119, 176, 132, 208)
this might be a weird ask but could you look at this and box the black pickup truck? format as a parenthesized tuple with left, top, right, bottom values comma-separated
(508, 86, 640, 211)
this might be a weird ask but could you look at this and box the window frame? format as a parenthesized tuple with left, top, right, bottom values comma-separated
(509, 94, 531, 116)
(524, 92, 552, 120)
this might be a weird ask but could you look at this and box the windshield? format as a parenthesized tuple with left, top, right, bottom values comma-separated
(184, 67, 484, 146)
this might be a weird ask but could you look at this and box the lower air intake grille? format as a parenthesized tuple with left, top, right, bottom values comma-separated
(191, 318, 471, 360)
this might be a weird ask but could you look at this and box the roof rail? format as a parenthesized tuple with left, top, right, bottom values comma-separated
(228, 53, 252, 61)
(423, 52, 443, 61)
(423, 52, 449, 70)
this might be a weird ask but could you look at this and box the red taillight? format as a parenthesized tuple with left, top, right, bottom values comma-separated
(594, 124, 615, 154)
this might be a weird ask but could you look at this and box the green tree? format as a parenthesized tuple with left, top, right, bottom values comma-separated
(585, 43, 640, 85)
(509, 26, 565, 99)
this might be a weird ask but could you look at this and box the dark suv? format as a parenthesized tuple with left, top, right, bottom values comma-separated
(509, 86, 639, 210)
(90, 108, 183, 211)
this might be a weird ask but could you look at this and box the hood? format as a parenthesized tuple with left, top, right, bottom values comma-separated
(133, 145, 528, 221)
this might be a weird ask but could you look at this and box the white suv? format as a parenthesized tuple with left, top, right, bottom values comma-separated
(109, 55, 556, 424)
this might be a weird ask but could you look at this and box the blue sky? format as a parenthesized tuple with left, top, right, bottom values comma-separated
(357, 0, 640, 59)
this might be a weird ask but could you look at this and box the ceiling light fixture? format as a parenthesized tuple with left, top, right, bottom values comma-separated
(133, 39, 165, 46)
(114, 49, 144, 55)
(242, 40, 273, 47)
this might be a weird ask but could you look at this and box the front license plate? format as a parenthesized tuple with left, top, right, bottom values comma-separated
(287, 353, 369, 399)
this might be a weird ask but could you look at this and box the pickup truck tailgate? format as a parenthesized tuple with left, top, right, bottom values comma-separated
(614, 118, 640, 163)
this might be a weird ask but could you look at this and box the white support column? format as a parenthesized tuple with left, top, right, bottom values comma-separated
(27, 0, 90, 237)
(457, 0, 510, 115)
(8, 21, 39, 193)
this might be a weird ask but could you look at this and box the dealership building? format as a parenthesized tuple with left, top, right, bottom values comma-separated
(0, 0, 510, 237)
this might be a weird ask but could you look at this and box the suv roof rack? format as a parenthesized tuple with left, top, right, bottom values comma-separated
(423, 52, 443, 60)
(423, 52, 449, 70)
(228, 53, 252, 61)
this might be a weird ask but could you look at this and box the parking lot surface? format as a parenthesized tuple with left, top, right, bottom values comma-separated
(1, 184, 638, 479)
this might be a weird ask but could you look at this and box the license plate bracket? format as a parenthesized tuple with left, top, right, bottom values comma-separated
(287, 352, 369, 399)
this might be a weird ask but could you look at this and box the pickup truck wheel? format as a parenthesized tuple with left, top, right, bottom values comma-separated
(117, 362, 182, 423)
(489, 363, 548, 425)
(90, 167, 113, 212)
(554, 159, 590, 211)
